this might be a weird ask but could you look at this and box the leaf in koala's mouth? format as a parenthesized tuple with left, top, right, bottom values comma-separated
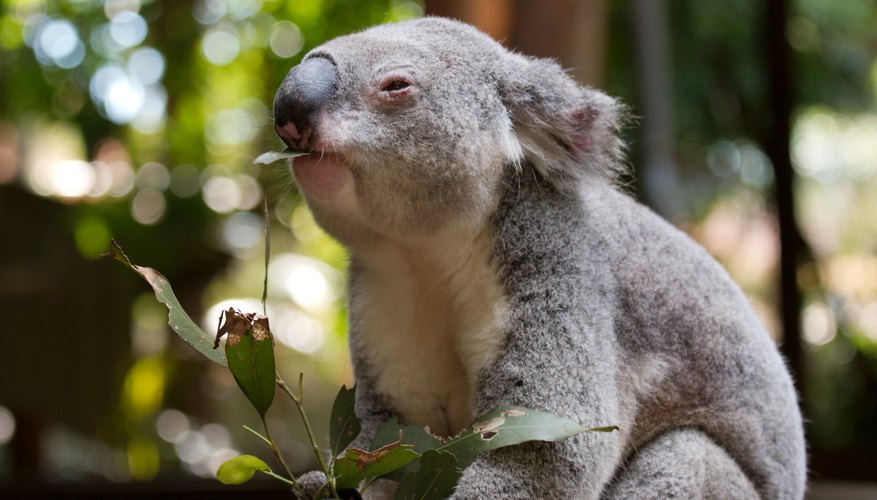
(253, 148, 310, 165)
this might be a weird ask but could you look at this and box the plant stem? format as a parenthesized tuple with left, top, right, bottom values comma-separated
(313, 483, 329, 499)
(261, 196, 270, 317)
(242, 424, 272, 446)
(259, 468, 297, 486)
(277, 373, 338, 499)
(261, 416, 304, 496)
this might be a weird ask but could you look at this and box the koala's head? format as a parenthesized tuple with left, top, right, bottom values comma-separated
(273, 17, 624, 249)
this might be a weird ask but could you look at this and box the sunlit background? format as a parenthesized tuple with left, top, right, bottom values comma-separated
(0, 0, 875, 495)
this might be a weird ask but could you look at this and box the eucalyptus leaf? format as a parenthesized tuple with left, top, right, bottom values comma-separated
(216, 455, 270, 485)
(434, 406, 618, 468)
(254, 149, 310, 165)
(104, 239, 227, 366)
(330, 385, 361, 457)
(334, 437, 418, 490)
(394, 450, 461, 500)
(371, 417, 441, 453)
(369, 418, 443, 482)
(219, 308, 276, 417)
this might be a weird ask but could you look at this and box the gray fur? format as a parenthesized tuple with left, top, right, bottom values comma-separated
(276, 17, 806, 499)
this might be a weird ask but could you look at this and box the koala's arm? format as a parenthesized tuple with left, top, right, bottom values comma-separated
(454, 306, 623, 499)
(346, 350, 395, 451)
(452, 183, 625, 499)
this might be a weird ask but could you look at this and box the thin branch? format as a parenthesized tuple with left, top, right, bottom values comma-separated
(259, 468, 296, 486)
(277, 373, 338, 498)
(261, 415, 304, 497)
(242, 424, 272, 447)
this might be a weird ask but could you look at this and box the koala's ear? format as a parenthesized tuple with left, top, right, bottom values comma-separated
(498, 53, 627, 188)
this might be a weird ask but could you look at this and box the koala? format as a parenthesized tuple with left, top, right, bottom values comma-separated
(272, 17, 806, 500)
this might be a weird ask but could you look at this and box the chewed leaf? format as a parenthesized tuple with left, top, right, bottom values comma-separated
(334, 434, 418, 490)
(216, 455, 270, 485)
(104, 240, 227, 366)
(369, 418, 440, 482)
(218, 308, 276, 417)
(254, 149, 309, 165)
(394, 450, 461, 500)
(432, 406, 617, 468)
(330, 385, 361, 457)
(372, 417, 441, 453)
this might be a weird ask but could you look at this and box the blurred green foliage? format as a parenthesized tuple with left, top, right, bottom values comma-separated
(0, 0, 423, 485)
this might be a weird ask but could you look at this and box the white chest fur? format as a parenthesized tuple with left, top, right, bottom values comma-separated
(352, 229, 508, 437)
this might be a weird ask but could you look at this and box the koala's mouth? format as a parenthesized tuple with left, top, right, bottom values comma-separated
(291, 152, 349, 200)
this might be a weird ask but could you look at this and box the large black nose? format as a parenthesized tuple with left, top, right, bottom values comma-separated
(273, 55, 337, 149)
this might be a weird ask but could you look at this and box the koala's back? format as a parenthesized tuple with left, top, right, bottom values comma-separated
(575, 182, 806, 498)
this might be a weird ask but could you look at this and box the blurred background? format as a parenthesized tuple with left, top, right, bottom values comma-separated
(0, 0, 875, 496)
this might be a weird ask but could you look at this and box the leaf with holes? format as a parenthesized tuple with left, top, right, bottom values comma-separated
(432, 406, 618, 468)
(330, 385, 361, 457)
(333, 435, 418, 490)
(371, 417, 442, 453)
(218, 308, 276, 417)
(369, 417, 442, 482)
(104, 239, 227, 366)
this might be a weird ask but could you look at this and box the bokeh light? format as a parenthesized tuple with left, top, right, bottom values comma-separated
(202, 298, 263, 335)
(127, 47, 165, 85)
(104, 0, 142, 20)
(803, 302, 838, 346)
(156, 409, 190, 443)
(201, 26, 240, 66)
(131, 189, 166, 225)
(268, 253, 338, 312)
(202, 172, 261, 213)
(220, 211, 264, 252)
(793, 109, 877, 181)
(193, 0, 226, 25)
(170, 164, 201, 198)
(206, 108, 256, 145)
(269, 21, 304, 58)
(135, 162, 171, 191)
(108, 11, 147, 49)
(0, 406, 15, 446)
(31, 18, 86, 68)
(272, 307, 326, 353)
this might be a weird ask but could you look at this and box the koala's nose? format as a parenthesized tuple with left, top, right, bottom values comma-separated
(273, 56, 338, 149)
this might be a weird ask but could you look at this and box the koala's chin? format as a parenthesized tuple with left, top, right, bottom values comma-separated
(290, 153, 351, 203)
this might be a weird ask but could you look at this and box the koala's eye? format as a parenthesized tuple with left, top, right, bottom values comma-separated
(381, 79, 412, 93)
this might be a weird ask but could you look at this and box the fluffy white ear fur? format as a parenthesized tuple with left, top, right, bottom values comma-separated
(499, 53, 628, 189)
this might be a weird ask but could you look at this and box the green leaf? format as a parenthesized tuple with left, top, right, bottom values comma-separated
(333, 436, 418, 490)
(434, 406, 618, 468)
(330, 385, 361, 457)
(104, 240, 227, 366)
(220, 308, 276, 417)
(394, 450, 461, 500)
(253, 149, 309, 165)
(370, 418, 450, 482)
(216, 455, 270, 485)
(372, 417, 441, 453)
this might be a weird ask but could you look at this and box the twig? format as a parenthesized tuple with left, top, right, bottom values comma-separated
(261, 415, 305, 497)
(262, 196, 270, 317)
(259, 468, 297, 486)
(242, 424, 272, 447)
(277, 373, 338, 498)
